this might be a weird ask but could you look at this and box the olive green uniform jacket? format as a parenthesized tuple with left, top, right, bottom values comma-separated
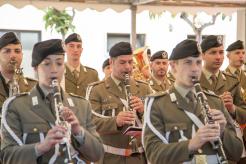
(144, 86, 243, 164)
(65, 64, 99, 97)
(1, 85, 104, 164)
(0, 72, 36, 110)
(148, 75, 172, 92)
(225, 67, 246, 100)
(200, 71, 246, 125)
(87, 76, 152, 164)
(225, 67, 246, 160)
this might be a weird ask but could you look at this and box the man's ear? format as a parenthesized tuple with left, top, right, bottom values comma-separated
(169, 61, 176, 74)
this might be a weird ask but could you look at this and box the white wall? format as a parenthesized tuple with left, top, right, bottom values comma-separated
(0, 4, 238, 79)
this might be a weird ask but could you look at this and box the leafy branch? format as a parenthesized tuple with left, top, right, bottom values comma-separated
(43, 7, 76, 39)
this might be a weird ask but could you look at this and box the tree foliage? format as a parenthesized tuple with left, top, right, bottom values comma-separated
(43, 7, 75, 39)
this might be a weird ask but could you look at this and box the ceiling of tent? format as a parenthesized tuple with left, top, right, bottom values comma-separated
(0, 0, 245, 15)
(62, 0, 246, 7)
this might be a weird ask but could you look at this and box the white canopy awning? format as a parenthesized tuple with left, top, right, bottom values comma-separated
(0, 0, 245, 15)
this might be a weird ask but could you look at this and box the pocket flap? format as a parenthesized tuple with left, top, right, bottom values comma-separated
(102, 103, 118, 110)
(23, 123, 49, 133)
(165, 123, 187, 131)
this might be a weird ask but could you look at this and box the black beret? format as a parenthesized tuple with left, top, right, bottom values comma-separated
(32, 39, 65, 67)
(0, 32, 20, 49)
(102, 58, 110, 70)
(169, 39, 200, 60)
(201, 35, 223, 53)
(226, 40, 244, 52)
(109, 42, 132, 57)
(150, 50, 168, 61)
(65, 33, 82, 44)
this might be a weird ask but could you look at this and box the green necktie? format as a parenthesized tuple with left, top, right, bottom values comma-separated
(186, 91, 196, 110)
(210, 74, 217, 90)
(72, 70, 79, 80)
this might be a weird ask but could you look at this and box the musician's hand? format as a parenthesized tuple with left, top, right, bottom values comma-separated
(188, 123, 220, 151)
(61, 106, 81, 135)
(130, 96, 144, 113)
(116, 111, 136, 127)
(36, 125, 66, 155)
(220, 91, 235, 113)
(209, 109, 227, 134)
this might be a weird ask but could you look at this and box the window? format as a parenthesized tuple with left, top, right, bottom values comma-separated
(107, 33, 146, 52)
(0, 30, 41, 78)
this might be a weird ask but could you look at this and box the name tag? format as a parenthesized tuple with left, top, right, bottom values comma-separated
(67, 98, 74, 107)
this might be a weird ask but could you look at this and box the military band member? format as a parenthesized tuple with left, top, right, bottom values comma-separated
(225, 40, 246, 99)
(0, 32, 36, 110)
(149, 50, 172, 92)
(64, 33, 99, 97)
(200, 35, 246, 163)
(87, 42, 152, 164)
(1, 39, 104, 164)
(144, 39, 242, 164)
(102, 58, 111, 80)
(200, 35, 246, 121)
(225, 40, 246, 164)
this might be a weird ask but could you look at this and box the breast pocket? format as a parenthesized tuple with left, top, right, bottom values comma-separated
(22, 123, 50, 144)
(165, 123, 188, 143)
(101, 103, 118, 117)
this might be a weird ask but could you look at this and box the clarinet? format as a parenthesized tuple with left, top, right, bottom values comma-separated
(124, 74, 134, 119)
(124, 74, 140, 155)
(51, 78, 73, 164)
(192, 77, 228, 164)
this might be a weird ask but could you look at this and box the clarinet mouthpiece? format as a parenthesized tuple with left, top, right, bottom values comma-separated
(191, 76, 199, 85)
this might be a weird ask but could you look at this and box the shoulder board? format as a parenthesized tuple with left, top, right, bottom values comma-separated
(84, 66, 97, 72)
(68, 93, 85, 100)
(136, 79, 149, 85)
(222, 71, 237, 79)
(25, 77, 37, 82)
(147, 91, 167, 98)
(16, 92, 29, 97)
(88, 80, 104, 86)
(203, 90, 219, 98)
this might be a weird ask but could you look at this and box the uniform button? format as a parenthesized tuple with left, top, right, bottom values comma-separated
(33, 128, 38, 132)
(77, 86, 80, 89)
(198, 149, 203, 153)
(174, 126, 178, 130)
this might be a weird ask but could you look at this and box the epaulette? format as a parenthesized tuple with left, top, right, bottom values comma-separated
(88, 80, 104, 86)
(135, 79, 149, 85)
(69, 93, 86, 100)
(16, 92, 29, 97)
(147, 91, 167, 98)
(222, 71, 237, 79)
(25, 77, 37, 82)
(203, 90, 219, 98)
(85, 66, 98, 72)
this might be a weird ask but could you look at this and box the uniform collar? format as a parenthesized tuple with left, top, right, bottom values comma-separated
(111, 74, 121, 86)
(37, 84, 65, 101)
(202, 68, 219, 80)
(174, 82, 195, 100)
(0, 72, 11, 84)
(66, 63, 80, 73)
(152, 75, 162, 85)
(38, 84, 52, 98)
(228, 65, 241, 74)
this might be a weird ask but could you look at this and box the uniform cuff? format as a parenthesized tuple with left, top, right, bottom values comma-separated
(72, 127, 85, 145)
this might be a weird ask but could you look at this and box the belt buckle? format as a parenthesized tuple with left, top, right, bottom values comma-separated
(124, 149, 132, 156)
